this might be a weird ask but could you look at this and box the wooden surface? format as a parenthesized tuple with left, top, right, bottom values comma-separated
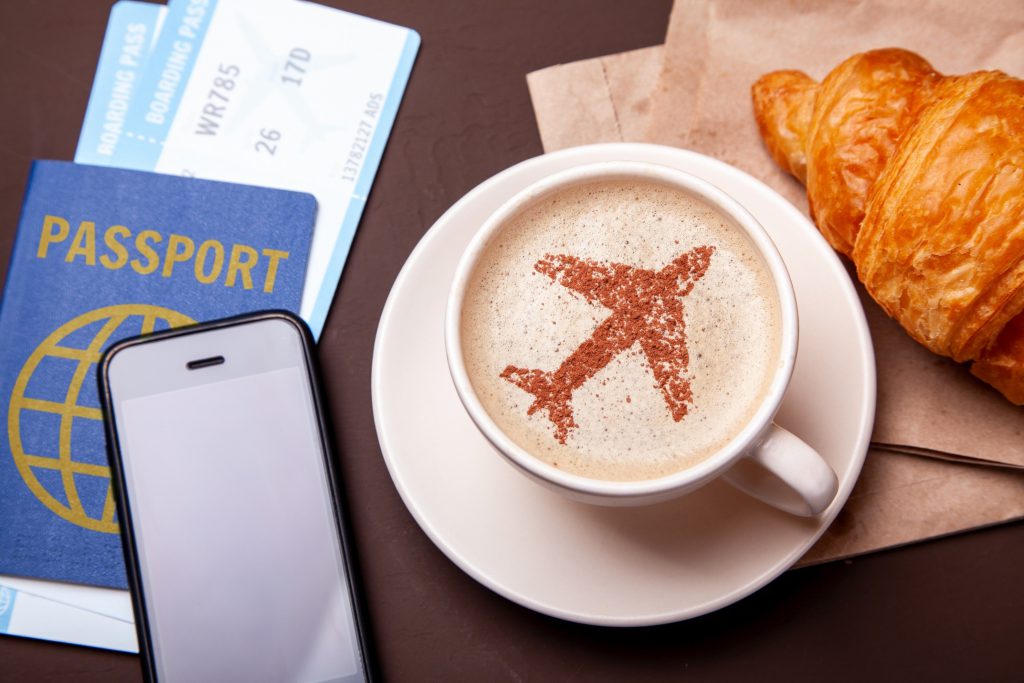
(1, 1, 1022, 680)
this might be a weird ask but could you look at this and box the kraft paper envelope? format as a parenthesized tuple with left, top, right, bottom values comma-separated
(526, 38, 1024, 560)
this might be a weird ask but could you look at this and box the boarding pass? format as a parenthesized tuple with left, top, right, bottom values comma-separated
(77, 0, 420, 338)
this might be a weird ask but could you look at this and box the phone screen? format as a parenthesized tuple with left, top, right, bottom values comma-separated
(106, 318, 364, 682)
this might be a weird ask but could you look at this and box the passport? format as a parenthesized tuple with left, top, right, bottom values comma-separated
(0, 161, 316, 589)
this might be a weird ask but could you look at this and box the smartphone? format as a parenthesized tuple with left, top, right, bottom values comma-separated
(100, 311, 371, 682)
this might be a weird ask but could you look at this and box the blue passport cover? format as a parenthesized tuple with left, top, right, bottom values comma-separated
(0, 161, 316, 588)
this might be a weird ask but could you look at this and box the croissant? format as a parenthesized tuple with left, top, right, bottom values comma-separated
(752, 49, 1024, 404)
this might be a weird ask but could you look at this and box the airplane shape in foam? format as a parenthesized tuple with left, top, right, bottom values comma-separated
(501, 245, 714, 444)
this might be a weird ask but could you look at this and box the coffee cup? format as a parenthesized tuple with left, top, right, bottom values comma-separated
(444, 161, 838, 516)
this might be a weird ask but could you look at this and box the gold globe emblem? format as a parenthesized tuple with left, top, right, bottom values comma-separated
(8, 305, 194, 533)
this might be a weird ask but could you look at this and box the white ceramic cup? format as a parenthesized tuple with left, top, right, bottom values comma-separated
(444, 161, 838, 516)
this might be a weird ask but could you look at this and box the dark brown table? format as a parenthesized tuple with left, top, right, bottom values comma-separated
(2, 1, 1022, 680)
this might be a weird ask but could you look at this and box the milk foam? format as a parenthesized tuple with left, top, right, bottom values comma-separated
(461, 179, 782, 481)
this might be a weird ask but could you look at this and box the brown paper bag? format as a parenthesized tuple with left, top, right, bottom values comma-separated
(526, 39, 1024, 560)
(801, 447, 1024, 564)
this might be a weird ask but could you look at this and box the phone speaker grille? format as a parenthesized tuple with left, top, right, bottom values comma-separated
(186, 356, 225, 370)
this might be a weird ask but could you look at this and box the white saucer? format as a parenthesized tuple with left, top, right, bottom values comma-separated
(371, 143, 875, 626)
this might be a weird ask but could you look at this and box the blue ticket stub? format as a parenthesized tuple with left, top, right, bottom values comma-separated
(77, 0, 420, 338)
(76, 1, 166, 166)
(0, 586, 14, 633)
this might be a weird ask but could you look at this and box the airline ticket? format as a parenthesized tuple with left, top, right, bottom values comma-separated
(77, 0, 420, 338)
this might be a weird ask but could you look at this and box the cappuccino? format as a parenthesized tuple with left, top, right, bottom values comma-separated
(460, 178, 782, 481)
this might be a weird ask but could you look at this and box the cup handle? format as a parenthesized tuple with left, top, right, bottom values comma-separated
(721, 423, 838, 516)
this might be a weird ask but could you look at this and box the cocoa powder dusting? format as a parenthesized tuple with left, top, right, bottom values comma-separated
(501, 246, 714, 444)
